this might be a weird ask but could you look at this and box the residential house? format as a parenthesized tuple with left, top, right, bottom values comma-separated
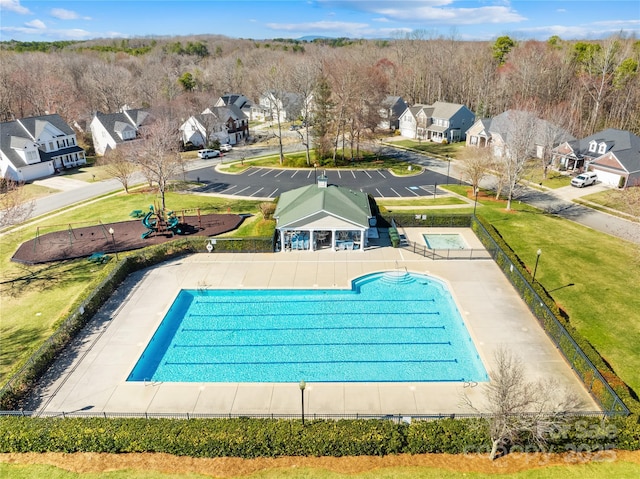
(215, 93, 256, 120)
(378, 96, 407, 131)
(180, 104, 248, 148)
(258, 91, 305, 123)
(467, 110, 575, 160)
(0, 114, 86, 182)
(273, 175, 375, 252)
(398, 101, 474, 143)
(552, 129, 640, 188)
(90, 109, 151, 156)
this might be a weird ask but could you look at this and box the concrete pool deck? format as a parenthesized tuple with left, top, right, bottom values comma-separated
(29, 228, 599, 416)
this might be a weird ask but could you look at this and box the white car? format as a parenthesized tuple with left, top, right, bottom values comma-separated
(219, 143, 232, 152)
(571, 172, 597, 188)
(197, 149, 220, 159)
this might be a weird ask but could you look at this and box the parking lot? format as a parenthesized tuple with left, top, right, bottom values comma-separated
(185, 165, 453, 199)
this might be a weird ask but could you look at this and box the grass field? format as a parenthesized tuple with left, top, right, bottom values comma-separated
(1, 452, 639, 478)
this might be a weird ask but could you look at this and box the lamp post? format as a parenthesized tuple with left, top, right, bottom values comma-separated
(108, 227, 119, 261)
(299, 380, 306, 425)
(446, 157, 451, 185)
(313, 163, 318, 185)
(532, 249, 542, 283)
(473, 188, 479, 216)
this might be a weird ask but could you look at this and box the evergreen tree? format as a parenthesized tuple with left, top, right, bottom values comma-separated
(312, 73, 334, 163)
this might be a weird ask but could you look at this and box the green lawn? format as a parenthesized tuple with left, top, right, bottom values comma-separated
(2, 461, 639, 478)
(388, 139, 466, 158)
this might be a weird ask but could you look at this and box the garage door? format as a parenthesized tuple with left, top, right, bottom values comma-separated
(593, 169, 621, 186)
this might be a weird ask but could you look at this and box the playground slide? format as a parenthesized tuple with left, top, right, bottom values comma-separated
(141, 211, 156, 239)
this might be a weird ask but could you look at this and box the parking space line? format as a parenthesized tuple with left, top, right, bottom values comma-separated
(404, 187, 420, 196)
(419, 185, 433, 194)
(337, 170, 342, 179)
(268, 188, 279, 198)
(261, 169, 273, 177)
(218, 185, 238, 194)
(351, 170, 356, 178)
(364, 170, 372, 178)
(375, 188, 384, 197)
(247, 168, 262, 177)
(234, 186, 251, 195)
(390, 187, 401, 197)
(274, 170, 286, 177)
(377, 170, 387, 178)
(250, 187, 264, 197)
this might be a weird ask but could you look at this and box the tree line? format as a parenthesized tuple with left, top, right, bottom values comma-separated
(0, 32, 638, 142)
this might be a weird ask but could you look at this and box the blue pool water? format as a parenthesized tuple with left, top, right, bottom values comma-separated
(127, 272, 488, 383)
(423, 233, 468, 250)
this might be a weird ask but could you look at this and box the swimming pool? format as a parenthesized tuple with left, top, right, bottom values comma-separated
(423, 233, 469, 250)
(127, 271, 488, 383)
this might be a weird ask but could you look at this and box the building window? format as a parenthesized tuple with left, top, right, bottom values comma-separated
(27, 150, 38, 162)
(49, 142, 54, 150)
(588, 141, 597, 152)
(598, 142, 606, 154)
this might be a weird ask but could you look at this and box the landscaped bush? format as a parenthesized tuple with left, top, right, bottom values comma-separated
(1, 415, 636, 456)
(388, 227, 400, 247)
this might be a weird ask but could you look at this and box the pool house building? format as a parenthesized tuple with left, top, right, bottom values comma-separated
(274, 176, 375, 252)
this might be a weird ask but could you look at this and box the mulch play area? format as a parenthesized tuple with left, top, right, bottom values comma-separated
(11, 214, 244, 265)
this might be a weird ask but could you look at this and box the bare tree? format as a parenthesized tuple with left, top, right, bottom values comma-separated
(135, 117, 183, 212)
(289, 59, 319, 166)
(97, 145, 137, 193)
(462, 346, 584, 460)
(0, 179, 35, 228)
(459, 147, 492, 195)
(495, 110, 539, 210)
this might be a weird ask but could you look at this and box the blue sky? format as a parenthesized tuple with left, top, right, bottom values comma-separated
(1, 0, 638, 42)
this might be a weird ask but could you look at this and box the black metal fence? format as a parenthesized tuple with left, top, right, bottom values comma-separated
(0, 409, 610, 421)
(470, 216, 629, 416)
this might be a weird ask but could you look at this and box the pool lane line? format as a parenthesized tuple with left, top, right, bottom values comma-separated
(164, 358, 460, 366)
(181, 325, 446, 332)
(173, 341, 453, 348)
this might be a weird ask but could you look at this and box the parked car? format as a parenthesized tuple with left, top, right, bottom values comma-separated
(197, 149, 220, 159)
(219, 143, 232, 152)
(571, 171, 597, 188)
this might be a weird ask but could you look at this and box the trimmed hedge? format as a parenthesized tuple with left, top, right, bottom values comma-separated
(1, 416, 637, 456)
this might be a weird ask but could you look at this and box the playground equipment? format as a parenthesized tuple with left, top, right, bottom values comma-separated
(141, 204, 182, 239)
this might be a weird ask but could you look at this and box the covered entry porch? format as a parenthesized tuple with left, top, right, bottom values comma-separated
(280, 227, 365, 252)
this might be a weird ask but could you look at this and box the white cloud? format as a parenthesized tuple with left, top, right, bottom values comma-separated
(0, 0, 30, 14)
(50, 8, 78, 20)
(266, 20, 369, 33)
(25, 19, 46, 30)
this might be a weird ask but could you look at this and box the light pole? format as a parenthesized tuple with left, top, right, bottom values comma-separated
(532, 249, 542, 283)
(313, 163, 318, 185)
(108, 227, 119, 261)
(473, 188, 479, 216)
(446, 157, 451, 185)
(299, 380, 306, 425)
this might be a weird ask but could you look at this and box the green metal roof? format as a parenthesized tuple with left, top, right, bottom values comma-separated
(274, 184, 371, 229)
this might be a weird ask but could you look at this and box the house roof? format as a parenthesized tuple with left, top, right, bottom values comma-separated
(1, 114, 76, 170)
(274, 184, 371, 229)
(487, 110, 575, 146)
(584, 129, 640, 174)
(431, 101, 466, 119)
(92, 109, 151, 144)
(1, 120, 35, 169)
(18, 114, 75, 140)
